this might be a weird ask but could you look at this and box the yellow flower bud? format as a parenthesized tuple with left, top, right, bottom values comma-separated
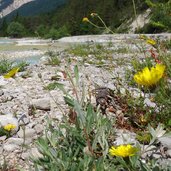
(146, 39, 156, 46)
(90, 13, 97, 17)
(82, 17, 89, 22)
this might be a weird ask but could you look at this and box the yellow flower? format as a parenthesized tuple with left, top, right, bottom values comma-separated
(82, 17, 89, 22)
(109, 144, 137, 158)
(139, 34, 147, 40)
(146, 39, 156, 46)
(3, 67, 20, 79)
(134, 64, 165, 87)
(140, 115, 147, 123)
(3, 124, 16, 132)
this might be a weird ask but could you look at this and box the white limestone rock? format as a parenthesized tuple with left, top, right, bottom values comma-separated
(31, 98, 50, 110)
(17, 127, 36, 139)
(3, 144, 19, 152)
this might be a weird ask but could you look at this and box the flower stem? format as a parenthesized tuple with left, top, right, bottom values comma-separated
(132, 0, 139, 30)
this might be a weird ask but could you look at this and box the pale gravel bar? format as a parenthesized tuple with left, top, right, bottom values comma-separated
(0, 34, 170, 60)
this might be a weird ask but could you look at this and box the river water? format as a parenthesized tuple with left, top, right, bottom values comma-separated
(0, 37, 71, 64)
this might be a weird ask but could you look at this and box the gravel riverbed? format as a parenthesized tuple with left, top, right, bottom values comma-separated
(0, 34, 171, 170)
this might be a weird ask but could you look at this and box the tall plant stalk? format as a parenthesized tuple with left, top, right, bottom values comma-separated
(132, 0, 139, 30)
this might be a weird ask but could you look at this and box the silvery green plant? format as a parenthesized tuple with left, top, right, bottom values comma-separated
(148, 124, 166, 144)
(32, 65, 116, 170)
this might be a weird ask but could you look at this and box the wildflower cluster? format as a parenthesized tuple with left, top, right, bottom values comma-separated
(82, 13, 98, 23)
(82, 13, 114, 34)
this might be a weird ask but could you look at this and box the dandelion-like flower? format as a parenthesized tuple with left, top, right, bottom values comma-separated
(82, 17, 89, 22)
(3, 124, 16, 132)
(3, 67, 20, 79)
(109, 144, 137, 158)
(146, 39, 156, 46)
(134, 64, 165, 87)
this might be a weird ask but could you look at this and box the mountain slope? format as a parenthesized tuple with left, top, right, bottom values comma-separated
(7, 0, 67, 17)
(0, 0, 66, 19)
(0, 0, 33, 18)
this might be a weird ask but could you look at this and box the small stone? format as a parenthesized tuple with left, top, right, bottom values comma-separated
(120, 88, 126, 95)
(152, 153, 161, 159)
(129, 88, 143, 98)
(0, 90, 4, 96)
(3, 144, 19, 152)
(21, 152, 30, 160)
(24, 138, 33, 145)
(114, 129, 137, 145)
(17, 128, 36, 139)
(30, 148, 43, 159)
(34, 124, 44, 134)
(144, 98, 156, 108)
(50, 111, 63, 120)
(0, 76, 8, 86)
(116, 110, 122, 115)
(31, 98, 50, 110)
(0, 135, 7, 141)
(158, 136, 171, 149)
(88, 54, 94, 58)
(0, 147, 3, 154)
(84, 63, 90, 67)
(167, 149, 171, 157)
(6, 137, 23, 146)
(39, 56, 50, 65)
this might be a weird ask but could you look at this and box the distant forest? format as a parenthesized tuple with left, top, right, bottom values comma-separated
(0, 0, 170, 38)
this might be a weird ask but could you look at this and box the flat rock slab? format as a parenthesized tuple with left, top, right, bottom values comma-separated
(58, 34, 171, 43)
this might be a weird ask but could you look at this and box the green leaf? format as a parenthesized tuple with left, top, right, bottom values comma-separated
(64, 96, 74, 107)
(139, 159, 150, 171)
(74, 100, 86, 127)
(129, 155, 139, 168)
(55, 82, 67, 94)
(145, 0, 157, 7)
(115, 157, 128, 168)
(168, 119, 171, 126)
(80, 81, 85, 105)
(74, 65, 79, 85)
